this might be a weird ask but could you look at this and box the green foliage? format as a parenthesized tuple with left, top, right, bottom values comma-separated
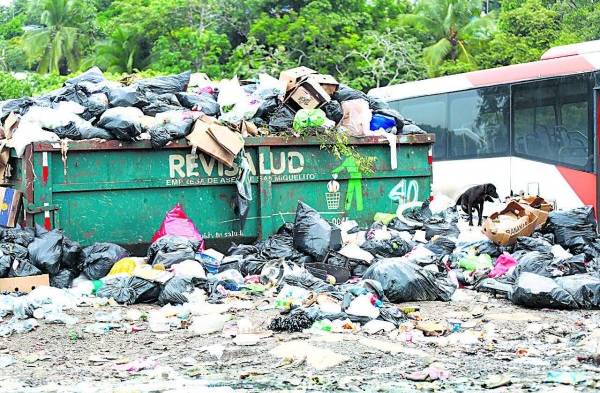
(151, 28, 231, 78)
(25, 72, 67, 94)
(0, 72, 33, 100)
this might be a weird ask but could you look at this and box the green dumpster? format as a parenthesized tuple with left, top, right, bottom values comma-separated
(10, 134, 434, 248)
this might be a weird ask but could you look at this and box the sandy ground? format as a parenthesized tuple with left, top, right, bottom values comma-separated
(1, 287, 599, 393)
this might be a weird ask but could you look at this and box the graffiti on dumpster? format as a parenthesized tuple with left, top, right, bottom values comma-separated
(331, 156, 364, 212)
(389, 179, 419, 204)
(166, 151, 316, 186)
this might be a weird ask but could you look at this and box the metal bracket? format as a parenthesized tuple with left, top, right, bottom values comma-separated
(26, 204, 59, 214)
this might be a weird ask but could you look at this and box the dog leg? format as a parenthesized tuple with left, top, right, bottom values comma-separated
(477, 201, 484, 226)
(467, 202, 474, 226)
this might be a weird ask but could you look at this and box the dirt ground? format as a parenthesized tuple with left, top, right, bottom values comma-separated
(1, 287, 600, 393)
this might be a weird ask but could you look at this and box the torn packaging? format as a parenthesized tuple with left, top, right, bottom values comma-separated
(279, 66, 317, 91)
(186, 120, 234, 167)
(286, 78, 331, 110)
(206, 123, 245, 156)
(483, 202, 538, 246)
(0, 187, 22, 228)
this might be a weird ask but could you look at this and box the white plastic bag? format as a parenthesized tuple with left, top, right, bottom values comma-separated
(341, 99, 372, 137)
(9, 121, 60, 157)
(254, 73, 286, 99)
(171, 260, 206, 279)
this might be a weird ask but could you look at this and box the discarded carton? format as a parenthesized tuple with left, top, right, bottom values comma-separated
(207, 124, 244, 156)
(512, 195, 553, 228)
(279, 66, 317, 92)
(2, 113, 19, 140)
(0, 187, 22, 227)
(186, 120, 235, 167)
(239, 120, 258, 137)
(287, 79, 331, 110)
(308, 74, 339, 96)
(482, 201, 538, 246)
(0, 274, 50, 293)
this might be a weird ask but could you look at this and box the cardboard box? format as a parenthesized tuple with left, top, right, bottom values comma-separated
(2, 112, 19, 140)
(239, 120, 258, 137)
(186, 120, 235, 167)
(308, 74, 339, 96)
(287, 79, 331, 110)
(0, 274, 50, 293)
(482, 201, 538, 246)
(0, 187, 22, 227)
(279, 66, 317, 92)
(512, 195, 553, 228)
(207, 124, 244, 156)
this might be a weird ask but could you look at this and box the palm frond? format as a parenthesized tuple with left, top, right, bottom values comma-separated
(423, 37, 453, 68)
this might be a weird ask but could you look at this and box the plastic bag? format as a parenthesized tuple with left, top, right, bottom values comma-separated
(254, 97, 279, 121)
(81, 243, 129, 280)
(362, 259, 456, 303)
(333, 84, 368, 102)
(175, 92, 219, 116)
(135, 71, 191, 96)
(510, 251, 558, 280)
(424, 236, 456, 256)
(0, 252, 11, 278)
(268, 105, 295, 134)
(293, 109, 326, 130)
(292, 202, 342, 261)
(555, 274, 600, 309)
(97, 276, 160, 304)
(423, 219, 460, 240)
(65, 67, 105, 85)
(0, 243, 29, 261)
(373, 109, 405, 132)
(149, 112, 194, 148)
(61, 237, 82, 271)
(9, 260, 42, 277)
(488, 253, 517, 278)
(255, 73, 286, 99)
(0, 227, 35, 247)
(360, 237, 411, 258)
(0, 97, 36, 120)
(147, 235, 199, 268)
(171, 260, 206, 279)
(9, 121, 60, 157)
(370, 114, 396, 131)
(545, 207, 597, 252)
(341, 99, 371, 137)
(152, 204, 204, 248)
(50, 269, 76, 289)
(158, 277, 196, 305)
(142, 94, 183, 116)
(97, 107, 143, 141)
(510, 272, 577, 309)
(321, 100, 343, 125)
(107, 86, 149, 108)
(28, 230, 63, 275)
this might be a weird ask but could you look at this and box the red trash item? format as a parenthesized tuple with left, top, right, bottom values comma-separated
(152, 204, 205, 250)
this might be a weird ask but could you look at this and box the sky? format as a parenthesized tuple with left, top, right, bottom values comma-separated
(0, 0, 13, 6)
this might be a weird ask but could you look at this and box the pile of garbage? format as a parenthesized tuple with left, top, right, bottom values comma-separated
(2, 196, 600, 338)
(0, 66, 423, 158)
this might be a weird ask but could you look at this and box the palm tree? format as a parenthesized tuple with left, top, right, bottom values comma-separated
(22, 0, 80, 74)
(399, 0, 496, 75)
(94, 27, 144, 74)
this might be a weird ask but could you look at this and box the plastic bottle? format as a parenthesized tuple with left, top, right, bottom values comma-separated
(95, 310, 123, 323)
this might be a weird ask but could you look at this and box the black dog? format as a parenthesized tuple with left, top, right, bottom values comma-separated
(456, 183, 499, 226)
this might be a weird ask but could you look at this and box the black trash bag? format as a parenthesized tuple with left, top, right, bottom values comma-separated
(50, 269, 76, 289)
(238, 255, 266, 276)
(0, 251, 11, 278)
(514, 236, 553, 253)
(322, 100, 343, 124)
(81, 243, 129, 280)
(367, 96, 390, 111)
(268, 309, 313, 333)
(362, 259, 456, 302)
(425, 236, 456, 256)
(545, 207, 597, 252)
(360, 236, 411, 258)
(583, 240, 600, 260)
(0, 226, 35, 247)
(0, 243, 29, 261)
(135, 71, 191, 96)
(147, 235, 198, 268)
(303, 306, 372, 325)
(510, 272, 577, 309)
(283, 269, 337, 293)
(510, 251, 557, 280)
(97, 276, 160, 304)
(176, 92, 220, 116)
(158, 276, 196, 305)
(142, 93, 183, 116)
(149, 116, 194, 148)
(378, 306, 408, 327)
(333, 84, 368, 102)
(28, 230, 63, 275)
(268, 105, 295, 134)
(254, 97, 279, 121)
(555, 274, 600, 309)
(79, 124, 113, 140)
(374, 108, 405, 131)
(65, 67, 105, 86)
(84, 93, 109, 119)
(52, 122, 81, 139)
(255, 233, 307, 262)
(554, 254, 587, 276)
(402, 201, 433, 223)
(9, 260, 42, 277)
(293, 201, 342, 261)
(97, 107, 143, 141)
(1, 97, 36, 120)
(423, 219, 460, 240)
(388, 218, 419, 233)
(107, 86, 150, 108)
(61, 237, 82, 271)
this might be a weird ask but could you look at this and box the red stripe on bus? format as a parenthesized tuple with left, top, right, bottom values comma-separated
(556, 166, 597, 211)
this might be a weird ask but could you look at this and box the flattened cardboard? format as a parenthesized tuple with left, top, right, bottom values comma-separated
(287, 79, 330, 110)
(239, 120, 258, 137)
(0, 187, 22, 227)
(307, 74, 339, 96)
(279, 66, 317, 92)
(2, 112, 19, 140)
(207, 124, 244, 156)
(0, 274, 50, 293)
(186, 120, 235, 167)
(482, 201, 538, 246)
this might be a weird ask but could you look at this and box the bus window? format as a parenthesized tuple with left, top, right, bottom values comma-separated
(512, 75, 592, 172)
(396, 95, 447, 160)
(447, 87, 509, 159)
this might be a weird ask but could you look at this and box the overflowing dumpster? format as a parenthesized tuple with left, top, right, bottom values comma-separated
(9, 133, 433, 248)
